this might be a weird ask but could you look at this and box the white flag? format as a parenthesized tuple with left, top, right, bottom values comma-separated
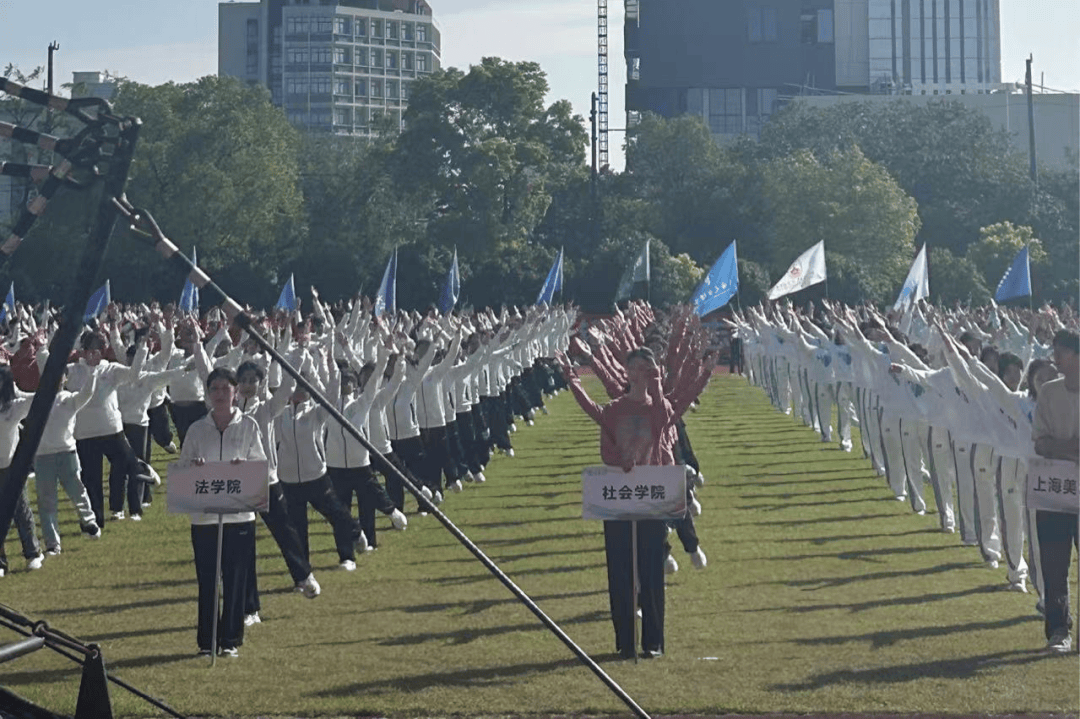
(767, 240, 826, 300)
(892, 244, 929, 311)
(615, 239, 650, 302)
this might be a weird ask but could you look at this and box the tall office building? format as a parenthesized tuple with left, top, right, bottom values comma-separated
(625, 0, 1001, 139)
(219, 0, 441, 135)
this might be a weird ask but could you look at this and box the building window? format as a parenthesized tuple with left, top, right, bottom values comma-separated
(335, 79, 350, 95)
(371, 49, 383, 67)
(334, 17, 350, 35)
(285, 17, 309, 34)
(387, 51, 397, 69)
(355, 78, 367, 96)
(355, 47, 367, 66)
(748, 7, 778, 43)
(371, 79, 383, 97)
(313, 17, 332, 34)
(401, 81, 410, 99)
(285, 78, 309, 94)
(334, 108, 349, 125)
(246, 19, 259, 75)
(356, 18, 366, 36)
(403, 23, 414, 41)
(817, 9, 834, 43)
(387, 21, 398, 39)
(387, 80, 399, 99)
(287, 110, 306, 124)
(311, 47, 332, 64)
(333, 47, 348, 64)
(372, 19, 383, 37)
(286, 48, 308, 64)
(312, 110, 331, 126)
(416, 24, 427, 42)
(310, 77, 331, 94)
(708, 88, 743, 134)
(416, 53, 428, 72)
(403, 53, 413, 70)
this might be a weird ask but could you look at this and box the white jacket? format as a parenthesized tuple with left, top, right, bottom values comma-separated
(37, 378, 97, 456)
(178, 407, 266, 525)
(275, 399, 331, 483)
(67, 361, 140, 440)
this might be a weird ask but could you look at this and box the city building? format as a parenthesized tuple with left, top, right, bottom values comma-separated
(219, 0, 441, 135)
(624, 0, 1003, 140)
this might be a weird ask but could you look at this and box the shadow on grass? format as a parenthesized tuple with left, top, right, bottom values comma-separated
(770, 648, 1054, 692)
(409, 547, 602, 566)
(308, 655, 596, 697)
(743, 544, 967, 566)
(375, 609, 608, 647)
(3, 651, 198, 686)
(793, 614, 1039, 649)
(739, 485, 886, 500)
(82, 624, 190, 642)
(742, 583, 1001, 613)
(774, 528, 940, 545)
(736, 495, 896, 511)
(434, 562, 607, 585)
(734, 512, 899, 527)
(396, 588, 607, 616)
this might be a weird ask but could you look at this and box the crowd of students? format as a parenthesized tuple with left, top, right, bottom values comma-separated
(734, 298, 1079, 654)
(0, 295, 575, 656)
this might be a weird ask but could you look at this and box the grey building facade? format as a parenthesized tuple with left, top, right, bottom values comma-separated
(219, 0, 441, 135)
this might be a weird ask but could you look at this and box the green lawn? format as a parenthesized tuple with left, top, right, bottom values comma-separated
(1, 374, 1077, 718)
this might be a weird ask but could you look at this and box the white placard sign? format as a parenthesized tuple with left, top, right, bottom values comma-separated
(1026, 457, 1080, 515)
(582, 465, 687, 521)
(166, 461, 270, 514)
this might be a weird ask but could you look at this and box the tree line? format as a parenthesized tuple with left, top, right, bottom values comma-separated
(2, 59, 1076, 312)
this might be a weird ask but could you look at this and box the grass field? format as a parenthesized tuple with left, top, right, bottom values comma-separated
(1, 373, 1077, 718)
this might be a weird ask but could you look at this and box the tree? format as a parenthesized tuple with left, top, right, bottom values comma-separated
(964, 221, 1047, 296)
(99, 75, 306, 306)
(760, 146, 919, 304)
(928, 247, 991, 306)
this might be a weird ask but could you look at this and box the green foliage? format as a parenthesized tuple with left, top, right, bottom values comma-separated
(928, 247, 992, 305)
(760, 146, 919, 304)
(964, 221, 1046, 295)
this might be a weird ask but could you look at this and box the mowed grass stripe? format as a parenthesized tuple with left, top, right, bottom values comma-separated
(0, 374, 1076, 717)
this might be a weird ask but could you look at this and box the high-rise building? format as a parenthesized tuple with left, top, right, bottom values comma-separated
(219, 0, 441, 135)
(624, 0, 1002, 139)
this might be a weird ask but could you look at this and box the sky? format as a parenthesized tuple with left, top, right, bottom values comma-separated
(3, 0, 1078, 171)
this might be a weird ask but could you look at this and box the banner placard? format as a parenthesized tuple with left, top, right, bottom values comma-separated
(582, 465, 687, 521)
(1026, 457, 1080, 515)
(166, 461, 270, 514)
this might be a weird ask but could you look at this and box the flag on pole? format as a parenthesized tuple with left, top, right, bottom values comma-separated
(0, 282, 14, 325)
(84, 280, 111, 323)
(179, 247, 199, 314)
(767, 240, 826, 300)
(275, 273, 297, 313)
(615, 239, 650, 302)
(691, 241, 738, 316)
(374, 250, 397, 317)
(535, 248, 564, 306)
(438, 248, 460, 314)
(892, 243, 929, 310)
(994, 246, 1032, 302)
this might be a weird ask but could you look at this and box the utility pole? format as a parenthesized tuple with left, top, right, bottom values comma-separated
(1025, 55, 1037, 187)
(46, 41, 59, 134)
(590, 92, 598, 199)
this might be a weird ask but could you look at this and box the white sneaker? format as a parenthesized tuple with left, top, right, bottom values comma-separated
(141, 502, 152, 508)
(297, 573, 321, 599)
(111, 511, 125, 521)
(244, 612, 261, 626)
(690, 496, 702, 516)
(80, 522, 102, 539)
(0, 568, 5, 577)
(46, 547, 61, 557)
(509, 423, 517, 433)
(131, 514, 143, 522)
(526, 419, 534, 427)
(942, 525, 956, 534)
(339, 559, 357, 572)
(432, 490, 444, 506)
(1007, 580, 1028, 593)
(690, 547, 708, 570)
(693, 472, 705, 488)
(354, 532, 369, 553)
(1046, 629, 1072, 654)
(165, 441, 179, 454)
(390, 509, 408, 530)
(505, 448, 515, 458)
(218, 647, 239, 658)
(985, 559, 1000, 570)
(541, 406, 549, 415)
(27, 554, 44, 571)
(473, 471, 486, 483)
(664, 555, 679, 575)
(450, 479, 463, 493)
(420, 486, 433, 500)
(840, 439, 853, 452)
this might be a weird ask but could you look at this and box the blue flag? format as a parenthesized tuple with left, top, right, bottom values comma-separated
(374, 251, 397, 317)
(179, 247, 199, 314)
(535, 248, 564, 305)
(84, 280, 110, 323)
(275, 273, 297, 312)
(691, 241, 739, 316)
(0, 282, 14, 325)
(438, 248, 460, 314)
(995, 246, 1031, 302)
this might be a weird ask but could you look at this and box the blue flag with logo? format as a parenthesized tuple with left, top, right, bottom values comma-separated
(994, 246, 1031, 302)
(275, 273, 297, 312)
(535, 248, 564, 305)
(179, 247, 199, 314)
(0, 282, 14, 325)
(438, 248, 460, 314)
(374, 250, 397, 317)
(691, 241, 738, 316)
(84, 280, 110, 323)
